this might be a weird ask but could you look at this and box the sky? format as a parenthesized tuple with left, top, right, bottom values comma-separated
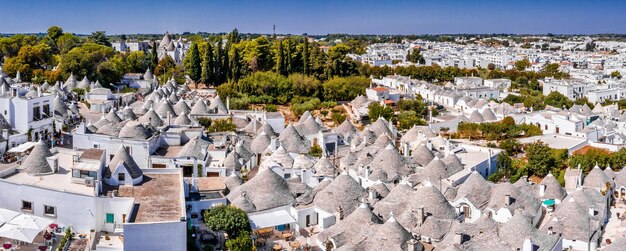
(2, 0, 626, 35)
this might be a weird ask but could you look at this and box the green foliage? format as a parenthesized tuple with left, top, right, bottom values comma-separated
(545, 91, 573, 109)
(367, 102, 395, 122)
(567, 148, 626, 174)
(488, 154, 513, 182)
(331, 109, 347, 124)
(207, 118, 237, 133)
(525, 141, 561, 177)
(265, 104, 278, 112)
(310, 144, 323, 157)
(225, 230, 255, 251)
(87, 31, 111, 47)
(499, 138, 522, 156)
(292, 97, 321, 117)
(202, 42, 215, 84)
(322, 76, 369, 101)
(187, 43, 202, 83)
(397, 111, 426, 130)
(60, 43, 115, 81)
(514, 59, 530, 71)
(57, 228, 72, 251)
(203, 205, 251, 238)
(197, 117, 211, 128)
(3, 42, 53, 81)
(454, 118, 541, 141)
(406, 48, 425, 64)
(611, 71, 622, 79)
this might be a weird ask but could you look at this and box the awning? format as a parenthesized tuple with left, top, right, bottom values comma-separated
(248, 209, 296, 229)
(7, 142, 36, 153)
(0, 208, 19, 225)
(9, 214, 53, 230)
(0, 223, 42, 243)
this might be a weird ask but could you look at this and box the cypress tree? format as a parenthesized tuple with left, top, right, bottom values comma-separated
(222, 42, 230, 82)
(303, 36, 309, 75)
(214, 39, 223, 84)
(276, 40, 285, 75)
(188, 43, 202, 85)
(285, 39, 292, 74)
(230, 46, 242, 83)
(150, 41, 158, 71)
(202, 42, 214, 85)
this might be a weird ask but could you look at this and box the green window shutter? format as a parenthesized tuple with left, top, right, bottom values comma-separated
(106, 213, 114, 223)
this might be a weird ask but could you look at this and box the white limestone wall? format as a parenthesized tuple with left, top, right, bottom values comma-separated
(123, 221, 186, 251)
(0, 180, 97, 233)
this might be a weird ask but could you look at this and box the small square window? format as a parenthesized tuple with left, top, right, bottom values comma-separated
(44, 205, 56, 218)
(118, 173, 126, 182)
(106, 213, 114, 223)
(21, 201, 33, 212)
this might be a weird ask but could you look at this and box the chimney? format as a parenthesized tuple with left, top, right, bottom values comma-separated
(403, 142, 410, 157)
(368, 189, 378, 201)
(589, 207, 595, 217)
(406, 239, 420, 251)
(454, 232, 464, 245)
(539, 184, 546, 197)
(416, 207, 425, 227)
(364, 166, 370, 180)
(2, 129, 8, 139)
(547, 226, 554, 235)
(46, 156, 59, 173)
(504, 194, 511, 206)
(522, 239, 534, 251)
(270, 136, 277, 151)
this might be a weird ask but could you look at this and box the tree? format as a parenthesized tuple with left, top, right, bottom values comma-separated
(214, 39, 224, 84)
(397, 111, 426, 130)
(230, 46, 243, 83)
(499, 138, 521, 156)
(203, 205, 251, 238)
(57, 33, 81, 54)
(322, 76, 369, 101)
(525, 141, 556, 177)
(407, 48, 425, 64)
(368, 102, 394, 122)
(487, 63, 496, 70)
(225, 230, 254, 251)
(276, 40, 286, 75)
(515, 59, 530, 71)
(88, 31, 111, 47)
(187, 43, 202, 85)
(150, 41, 158, 71)
(202, 42, 215, 85)
(303, 35, 310, 75)
(46, 26, 64, 42)
(545, 91, 573, 109)
(611, 71, 622, 79)
(207, 118, 237, 133)
(59, 43, 115, 81)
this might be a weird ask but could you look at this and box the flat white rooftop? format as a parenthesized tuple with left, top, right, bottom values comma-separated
(519, 134, 588, 152)
(1, 151, 95, 196)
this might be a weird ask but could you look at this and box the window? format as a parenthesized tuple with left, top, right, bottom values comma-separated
(43, 104, 50, 116)
(72, 170, 97, 179)
(32, 106, 41, 120)
(106, 213, 114, 223)
(118, 173, 126, 182)
(44, 205, 56, 217)
(21, 201, 33, 212)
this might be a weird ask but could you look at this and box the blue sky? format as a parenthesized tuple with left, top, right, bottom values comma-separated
(2, 0, 626, 35)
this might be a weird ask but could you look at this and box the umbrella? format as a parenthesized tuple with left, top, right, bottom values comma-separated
(8, 214, 53, 230)
(0, 223, 42, 243)
(0, 209, 19, 225)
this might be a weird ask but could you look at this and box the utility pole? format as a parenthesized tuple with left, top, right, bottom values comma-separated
(273, 25, 276, 38)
